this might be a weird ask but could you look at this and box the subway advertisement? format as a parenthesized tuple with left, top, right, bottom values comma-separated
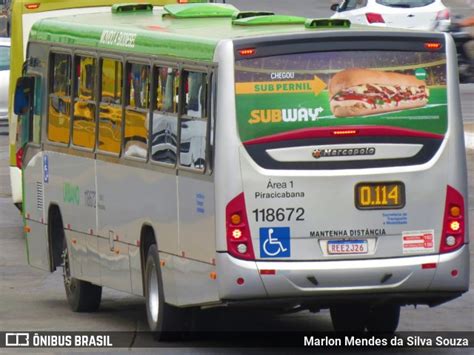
(234, 51, 447, 143)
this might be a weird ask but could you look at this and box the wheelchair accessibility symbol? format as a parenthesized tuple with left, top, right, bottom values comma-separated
(259, 227, 291, 258)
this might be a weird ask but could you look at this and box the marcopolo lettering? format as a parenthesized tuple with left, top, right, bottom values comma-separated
(312, 147, 376, 159)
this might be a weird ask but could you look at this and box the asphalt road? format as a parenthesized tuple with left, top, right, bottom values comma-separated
(1, 0, 474, 352)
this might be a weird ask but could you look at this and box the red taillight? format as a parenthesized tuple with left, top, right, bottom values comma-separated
(436, 9, 450, 21)
(424, 42, 442, 50)
(226, 193, 255, 260)
(440, 185, 465, 254)
(16, 147, 24, 169)
(238, 48, 256, 57)
(177, 0, 188, 3)
(365, 13, 384, 24)
(331, 129, 358, 136)
(25, 3, 40, 10)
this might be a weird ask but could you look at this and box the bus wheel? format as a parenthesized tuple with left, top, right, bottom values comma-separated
(366, 304, 400, 333)
(330, 305, 369, 332)
(145, 244, 184, 340)
(62, 238, 102, 312)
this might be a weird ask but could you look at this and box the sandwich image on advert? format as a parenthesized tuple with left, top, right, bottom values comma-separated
(329, 68, 429, 118)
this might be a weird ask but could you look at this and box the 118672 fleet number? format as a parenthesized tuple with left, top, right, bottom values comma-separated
(252, 208, 305, 222)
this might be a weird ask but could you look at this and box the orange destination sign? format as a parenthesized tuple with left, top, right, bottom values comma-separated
(235, 76, 327, 96)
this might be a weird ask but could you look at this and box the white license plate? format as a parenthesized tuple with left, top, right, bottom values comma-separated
(327, 240, 368, 255)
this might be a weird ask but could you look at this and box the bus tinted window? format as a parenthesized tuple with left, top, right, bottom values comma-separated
(73, 56, 96, 149)
(235, 51, 447, 143)
(182, 71, 207, 118)
(156, 67, 178, 113)
(99, 58, 123, 154)
(151, 66, 178, 165)
(124, 63, 150, 159)
(48, 53, 71, 144)
(0, 44, 10, 71)
(179, 70, 208, 171)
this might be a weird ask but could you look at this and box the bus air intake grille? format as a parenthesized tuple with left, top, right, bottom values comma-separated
(36, 181, 44, 211)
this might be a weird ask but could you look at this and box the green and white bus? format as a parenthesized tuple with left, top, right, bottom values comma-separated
(15, 2, 469, 334)
(8, 0, 207, 210)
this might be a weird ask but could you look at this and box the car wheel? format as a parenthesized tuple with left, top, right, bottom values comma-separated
(330, 304, 369, 332)
(62, 238, 102, 312)
(366, 304, 400, 333)
(145, 244, 185, 340)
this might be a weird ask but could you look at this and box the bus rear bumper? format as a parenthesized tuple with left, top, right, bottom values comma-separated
(216, 245, 469, 306)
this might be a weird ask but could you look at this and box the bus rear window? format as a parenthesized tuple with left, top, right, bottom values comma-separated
(235, 50, 447, 143)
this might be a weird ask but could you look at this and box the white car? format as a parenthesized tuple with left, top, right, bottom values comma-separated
(0, 37, 10, 122)
(330, 0, 450, 30)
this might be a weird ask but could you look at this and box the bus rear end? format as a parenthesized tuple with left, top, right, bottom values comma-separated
(215, 31, 469, 331)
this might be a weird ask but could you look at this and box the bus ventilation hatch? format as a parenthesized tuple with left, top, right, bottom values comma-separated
(163, 3, 238, 18)
(232, 15, 306, 26)
(305, 18, 351, 29)
(112, 3, 154, 13)
(232, 11, 275, 20)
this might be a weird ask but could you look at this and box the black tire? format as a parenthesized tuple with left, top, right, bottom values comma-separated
(330, 304, 369, 332)
(145, 244, 185, 340)
(366, 304, 400, 333)
(62, 236, 102, 312)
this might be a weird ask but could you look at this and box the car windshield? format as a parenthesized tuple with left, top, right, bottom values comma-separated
(375, 0, 435, 8)
(0, 45, 10, 71)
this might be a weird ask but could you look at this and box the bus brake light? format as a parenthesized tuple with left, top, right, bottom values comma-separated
(440, 186, 464, 254)
(16, 148, 24, 170)
(332, 129, 358, 136)
(226, 193, 255, 260)
(232, 229, 242, 239)
(25, 3, 41, 10)
(239, 48, 256, 57)
(424, 42, 442, 50)
(449, 221, 461, 232)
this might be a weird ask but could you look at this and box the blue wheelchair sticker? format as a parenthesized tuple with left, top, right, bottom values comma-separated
(259, 227, 291, 258)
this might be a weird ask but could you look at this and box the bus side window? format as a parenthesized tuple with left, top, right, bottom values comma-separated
(179, 70, 208, 172)
(72, 56, 96, 149)
(31, 76, 42, 145)
(124, 62, 150, 160)
(151, 66, 179, 165)
(98, 58, 123, 154)
(47, 53, 71, 144)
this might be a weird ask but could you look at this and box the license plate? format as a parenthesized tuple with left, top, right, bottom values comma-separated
(355, 181, 405, 210)
(327, 240, 368, 255)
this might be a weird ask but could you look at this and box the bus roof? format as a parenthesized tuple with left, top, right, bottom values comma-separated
(29, 3, 421, 62)
(11, 0, 178, 13)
